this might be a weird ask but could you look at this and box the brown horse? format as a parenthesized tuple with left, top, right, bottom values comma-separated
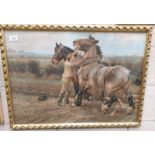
(51, 42, 93, 105)
(73, 37, 135, 114)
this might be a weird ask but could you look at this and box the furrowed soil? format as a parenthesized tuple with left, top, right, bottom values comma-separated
(13, 93, 137, 124)
(11, 74, 137, 124)
(11, 72, 138, 124)
(8, 57, 140, 124)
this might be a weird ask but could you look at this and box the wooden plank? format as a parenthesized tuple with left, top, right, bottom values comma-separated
(142, 86, 155, 121)
(0, 50, 5, 87)
(0, 92, 4, 124)
(0, 86, 9, 124)
(0, 123, 10, 131)
(146, 47, 155, 85)
(153, 27, 155, 34)
(151, 29, 155, 47)
(128, 120, 155, 131)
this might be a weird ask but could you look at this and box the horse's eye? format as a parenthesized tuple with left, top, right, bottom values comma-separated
(55, 47, 58, 52)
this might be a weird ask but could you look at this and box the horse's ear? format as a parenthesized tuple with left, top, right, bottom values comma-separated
(73, 41, 75, 45)
(95, 40, 99, 43)
(56, 42, 59, 47)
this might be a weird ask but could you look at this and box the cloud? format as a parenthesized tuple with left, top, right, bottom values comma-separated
(5, 31, 146, 56)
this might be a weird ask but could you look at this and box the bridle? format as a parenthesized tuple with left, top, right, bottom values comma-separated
(54, 45, 66, 61)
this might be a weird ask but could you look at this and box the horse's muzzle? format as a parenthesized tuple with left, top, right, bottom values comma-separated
(51, 58, 59, 65)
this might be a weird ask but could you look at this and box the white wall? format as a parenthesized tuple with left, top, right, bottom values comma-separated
(0, 27, 155, 131)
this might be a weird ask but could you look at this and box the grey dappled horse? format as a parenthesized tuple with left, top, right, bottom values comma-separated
(73, 37, 135, 114)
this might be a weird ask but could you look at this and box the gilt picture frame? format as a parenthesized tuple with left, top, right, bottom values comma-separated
(0, 25, 152, 130)
(0, 49, 4, 124)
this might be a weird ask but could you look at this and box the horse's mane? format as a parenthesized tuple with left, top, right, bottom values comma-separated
(64, 46, 74, 53)
(79, 44, 102, 59)
(99, 60, 111, 67)
(96, 45, 102, 59)
(89, 35, 95, 40)
(88, 35, 102, 59)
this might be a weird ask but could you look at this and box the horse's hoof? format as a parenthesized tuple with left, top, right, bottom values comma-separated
(63, 99, 70, 104)
(122, 105, 126, 111)
(57, 102, 64, 106)
(75, 102, 82, 106)
(71, 102, 76, 107)
(127, 107, 134, 114)
(74, 99, 82, 106)
(110, 112, 115, 117)
(101, 104, 109, 113)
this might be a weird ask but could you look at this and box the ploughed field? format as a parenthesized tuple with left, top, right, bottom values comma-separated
(11, 73, 139, 124)
(13, 92, 138, 124)
(8, 57, 141, 124)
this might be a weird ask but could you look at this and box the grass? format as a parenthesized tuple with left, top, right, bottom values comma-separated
(8, 56, 142, 124)
(13, 93, 137, 124)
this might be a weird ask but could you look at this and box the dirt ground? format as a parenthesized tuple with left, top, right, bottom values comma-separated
(8, 57, 139, 124)
(12, 92, 137, 124)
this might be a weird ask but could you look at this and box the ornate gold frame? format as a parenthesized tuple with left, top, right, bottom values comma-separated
(0, 25, 152, 130)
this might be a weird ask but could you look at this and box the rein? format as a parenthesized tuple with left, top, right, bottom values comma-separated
(79, 56, 98, 67)
(56, 46, 67, 61)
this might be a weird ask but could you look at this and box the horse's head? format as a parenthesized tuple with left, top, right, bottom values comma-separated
(51, 42, 65, 65)
(73, 36, 99, 51)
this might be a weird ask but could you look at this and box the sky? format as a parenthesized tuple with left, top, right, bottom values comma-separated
(5, 31, 146, 56)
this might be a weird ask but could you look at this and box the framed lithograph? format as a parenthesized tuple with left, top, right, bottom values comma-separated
(0, 25, 152, 130)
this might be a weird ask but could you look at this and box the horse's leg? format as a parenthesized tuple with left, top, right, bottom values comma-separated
(101, 82, 119, 113)
(63, 91, 70, 104)
(127, 92, 135, 108)
(74, 77, 87, 106)
(102, 94, 118, 113)
(101, 90, 125, 116)
(73, 87, 84, 106)
(83, 86, 93, 101)
(74, 83, 79, 96)
(126, 92, 135, 114)
(101, 85, 112, 113)
(82, 78, 99, 102)
(110, 104, 120, 117)
(100, 90, 104, 102)
(117, 98, 126, 110)
(108, 94, 117, 108)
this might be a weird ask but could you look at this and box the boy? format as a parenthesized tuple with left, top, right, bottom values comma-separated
(57, 53, 78, 106)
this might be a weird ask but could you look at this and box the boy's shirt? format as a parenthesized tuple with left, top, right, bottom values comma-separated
(63, 60, 76, 78)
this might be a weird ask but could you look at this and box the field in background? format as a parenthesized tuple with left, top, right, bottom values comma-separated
(8, 56, 142, 124)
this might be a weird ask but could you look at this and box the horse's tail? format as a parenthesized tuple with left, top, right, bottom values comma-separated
(133, 72, 141, 86)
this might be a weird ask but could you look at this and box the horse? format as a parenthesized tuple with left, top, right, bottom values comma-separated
(72, 37, 135, 114)
(51, 43, 108, 105)
(51, 42, 94, 105)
